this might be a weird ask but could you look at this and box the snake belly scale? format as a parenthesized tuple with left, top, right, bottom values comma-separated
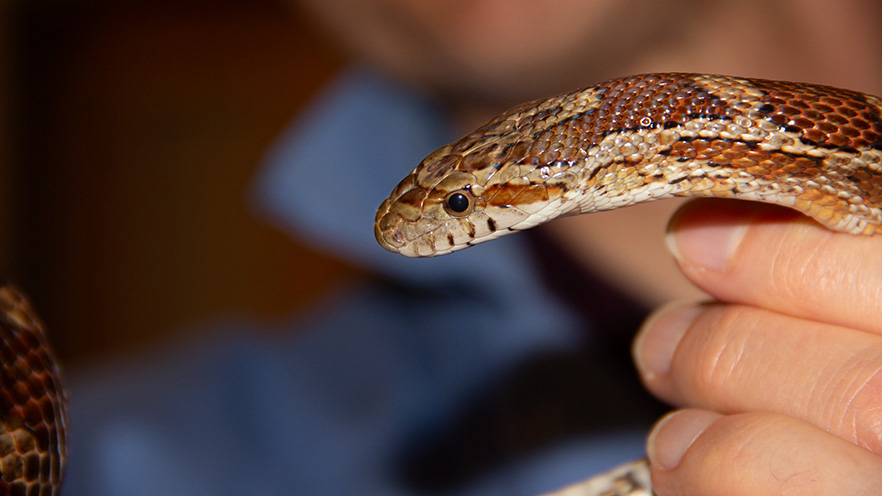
(375, 73, 882, 258)
(374, 74, 882, 495)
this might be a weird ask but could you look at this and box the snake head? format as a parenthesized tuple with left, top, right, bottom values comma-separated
(375, 121, 581, 256)
(375, 89, 615, 257)
(375, 144, 500, 257)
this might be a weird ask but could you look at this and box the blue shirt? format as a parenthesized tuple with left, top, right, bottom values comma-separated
(63, 67, 649, 496)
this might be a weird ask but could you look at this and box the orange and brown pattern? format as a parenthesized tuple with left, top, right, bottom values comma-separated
(376, 74, 882, 257)
(0, 283, 68, 496)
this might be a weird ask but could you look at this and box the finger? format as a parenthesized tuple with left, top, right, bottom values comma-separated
(665, 199, 882, 334)
(633, 302, 882, 455)
(647, 409, 882, 496)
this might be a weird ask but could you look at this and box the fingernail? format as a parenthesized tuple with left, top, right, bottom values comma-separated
(647, 410, 720, 470)
(633, 303, 702, 381)
(666, 210, 749, 272)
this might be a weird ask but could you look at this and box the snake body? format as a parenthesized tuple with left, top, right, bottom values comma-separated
(0, 282, 68, 495)
(375, 73, 882, 257)
(374, 74, 882, 494)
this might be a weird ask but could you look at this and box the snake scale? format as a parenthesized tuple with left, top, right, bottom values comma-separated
(0, 282, 67, 495)
(374, 73, 882, 494)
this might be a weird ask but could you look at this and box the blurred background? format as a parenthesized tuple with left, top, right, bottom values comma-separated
(1, 0, 357, 367)
(3, 1, 881, 493)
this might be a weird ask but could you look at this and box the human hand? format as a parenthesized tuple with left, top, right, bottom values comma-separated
(632, 199, 882, 495)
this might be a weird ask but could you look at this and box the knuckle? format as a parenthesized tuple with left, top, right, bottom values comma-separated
(687, 305, 760, 399)
(849, 357, 882, 454)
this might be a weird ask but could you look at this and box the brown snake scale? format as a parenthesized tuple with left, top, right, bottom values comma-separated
(374, 74, 882, 494)
(0, 282, 67, 495)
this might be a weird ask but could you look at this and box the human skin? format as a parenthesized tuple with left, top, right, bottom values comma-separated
(294, 0, 882, 492)
(635, 200, 882, 494)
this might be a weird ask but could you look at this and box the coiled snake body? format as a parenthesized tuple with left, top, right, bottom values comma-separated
(374, 74, 882, 494)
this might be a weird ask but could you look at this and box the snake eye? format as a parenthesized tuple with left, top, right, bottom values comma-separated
(443, 190, 474, 217)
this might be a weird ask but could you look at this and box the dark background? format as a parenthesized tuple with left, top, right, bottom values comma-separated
(1, 0, 360, 367)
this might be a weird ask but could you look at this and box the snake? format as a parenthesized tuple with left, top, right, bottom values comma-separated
(374, 73, 882, 494)
(0, 281, 68, 495)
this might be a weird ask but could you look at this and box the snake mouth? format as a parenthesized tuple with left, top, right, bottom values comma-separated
(374, 222, 406, 254)
(374, 214, 443, 257)
(374, 197, 433, 257)
(375, 200, 460, 257)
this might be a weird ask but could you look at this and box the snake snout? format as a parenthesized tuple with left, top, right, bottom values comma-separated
(374, 199, 405, 253)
